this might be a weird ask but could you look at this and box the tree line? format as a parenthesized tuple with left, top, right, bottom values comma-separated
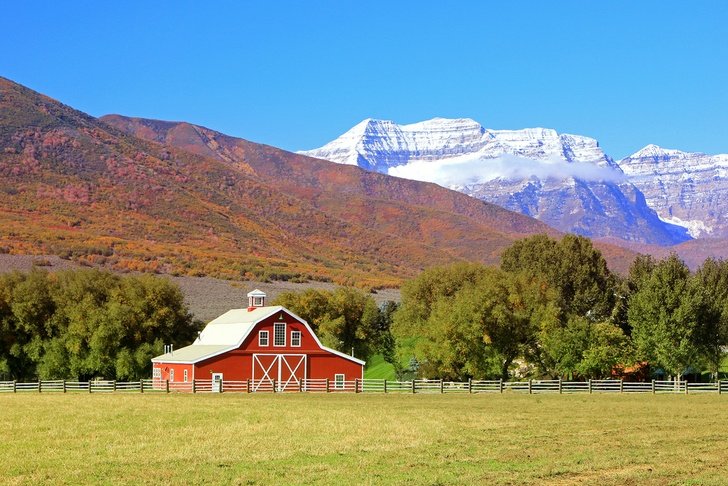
(390, 234, 728, 382)
(0, 269, 200, 381)
(2, 234, 726, 383)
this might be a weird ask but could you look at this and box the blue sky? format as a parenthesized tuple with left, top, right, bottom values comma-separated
(2, 1, 727, 158)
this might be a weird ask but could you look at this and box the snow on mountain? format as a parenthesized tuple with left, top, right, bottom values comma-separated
(301, 118, 690, 246)
(618, 146, 728, 238)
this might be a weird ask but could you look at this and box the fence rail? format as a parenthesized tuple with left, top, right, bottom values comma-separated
(1, 378, 726, 395)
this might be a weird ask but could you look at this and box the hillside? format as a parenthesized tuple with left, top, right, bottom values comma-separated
(0, 76, 617, 287)
(102, 115, 638, 273)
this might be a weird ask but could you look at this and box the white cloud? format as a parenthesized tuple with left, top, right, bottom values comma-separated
(387, 153, 626, 188)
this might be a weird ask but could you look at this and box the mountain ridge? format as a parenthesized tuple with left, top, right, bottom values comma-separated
(301, 117, 691, 246)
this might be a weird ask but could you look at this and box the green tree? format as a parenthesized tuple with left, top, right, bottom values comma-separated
(274, 287, 380, 361)
(694, 258, 728, 377)
(400, 267, 559, 380)
(628, 254, 710, 382)
(501, 234, 615, 321)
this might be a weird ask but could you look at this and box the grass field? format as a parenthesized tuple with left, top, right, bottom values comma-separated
(1, 393, 727, 485)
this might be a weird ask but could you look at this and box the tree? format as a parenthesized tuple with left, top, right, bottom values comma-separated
(397, 267, 559, 380)
(0, 269, 199, 380)
(273, 287, 381, 361)
(694, 258, 728, 377)
(628, 254, 711, 382)
(501, 234, 615, 321)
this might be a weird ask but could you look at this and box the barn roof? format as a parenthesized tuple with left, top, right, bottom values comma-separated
(196, 306, 285, 345)
(151, 344, 231, 364)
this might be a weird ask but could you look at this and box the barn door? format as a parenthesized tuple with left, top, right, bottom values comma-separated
(252, 354, 306, 392)
(278, 355, 306, 392)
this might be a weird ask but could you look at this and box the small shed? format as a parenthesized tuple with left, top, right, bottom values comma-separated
(151, 290, 364, 391)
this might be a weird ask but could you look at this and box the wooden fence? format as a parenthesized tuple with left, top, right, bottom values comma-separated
(0, 378, 726, 395)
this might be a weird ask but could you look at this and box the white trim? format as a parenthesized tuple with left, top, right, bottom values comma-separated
(170, 369, 175, 382)
(258, 330, 269, 347)
(273, 322, 286, 347)
(291, 330, 301, 347)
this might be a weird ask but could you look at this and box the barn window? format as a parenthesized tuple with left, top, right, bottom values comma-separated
(291, 330, 301, 347)
(153, 368, 161, 379)
(170, 369, 175, 382)
(274, 323, 286, 346)
(259, 330, 269, 346)
(253, 296, 264, 307)
(334, 374, 345, 389)
(183, 369, 188, 382)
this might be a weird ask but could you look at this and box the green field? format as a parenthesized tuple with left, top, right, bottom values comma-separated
(1, 393, 727, 485)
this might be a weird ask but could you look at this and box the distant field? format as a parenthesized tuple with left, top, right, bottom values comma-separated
(1, 394, 727, 485)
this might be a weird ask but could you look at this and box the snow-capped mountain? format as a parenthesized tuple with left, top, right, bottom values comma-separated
(618, 145, 728, 238)
(301, 118, 690, 246)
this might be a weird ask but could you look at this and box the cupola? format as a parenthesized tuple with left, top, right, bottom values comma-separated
(247, 289, 267, 310)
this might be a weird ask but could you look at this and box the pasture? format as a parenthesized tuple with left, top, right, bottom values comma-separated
(1, 393, 727, 485)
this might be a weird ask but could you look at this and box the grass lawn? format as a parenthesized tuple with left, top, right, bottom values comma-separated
(1, 393, 727, 485)
(364, 353, 396, 379)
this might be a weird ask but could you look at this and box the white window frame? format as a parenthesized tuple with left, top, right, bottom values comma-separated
(274, 323, 286, 347)
(334, 373, 345, 389)
(259, 330, 269, 347)
(253, 296, 264, 307)
(291, 330, 301, 347)
(170, 369, 175, 382)
(183, 369, 188, 382)
(153, 368, 161, 379)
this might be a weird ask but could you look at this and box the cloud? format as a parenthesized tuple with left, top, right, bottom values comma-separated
(386, 153, 626, 188)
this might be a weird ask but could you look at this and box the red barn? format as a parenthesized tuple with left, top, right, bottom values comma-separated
(151, 290, 364, 391)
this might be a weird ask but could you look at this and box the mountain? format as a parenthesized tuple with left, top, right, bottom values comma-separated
(301, 118, 691, 246)
(617, 144, 728, 238)
(1, 76, 608, 287)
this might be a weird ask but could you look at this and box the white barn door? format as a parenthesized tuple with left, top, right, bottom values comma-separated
(252, 354, 306, 392)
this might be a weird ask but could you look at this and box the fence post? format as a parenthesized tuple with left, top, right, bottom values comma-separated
(140, 379, 144, 394)
(619, 379, 624, 393)
(220, 380, 224, 394)
(719, 380, 722, 395)
(13, 380, 16, 393)
(528, 379, 532, 394)
(440, 379, 444, 394)
(63, 380, 66, 393)
(558, 378, 562, 394)
(192, 379, 196, 394)
(651, 379, 655, 394)
(411, 379, 416, 394)
(588, 379, 592, 394)
(247, 379, 251, 394)
(89, 381, 92, 394)
(685, 380, 688, 395)
(325, 378, 330, 393)
(384, 379, 387, 394)
(468, 378, 472, 394)
(112, 380, 117, 392)
(165, 379, 169, 393)
(38, 380, 41, 393)
(299, 379, 303, 393)
(499, 378, 504, 394)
